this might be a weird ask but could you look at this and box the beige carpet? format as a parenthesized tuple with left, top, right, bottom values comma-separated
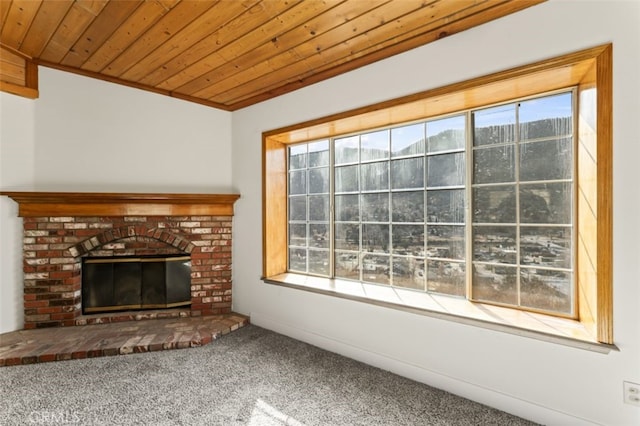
(0, 325, 537, 425)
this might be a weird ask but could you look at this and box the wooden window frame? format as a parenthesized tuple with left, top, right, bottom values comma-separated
(263, 44, 613, 345)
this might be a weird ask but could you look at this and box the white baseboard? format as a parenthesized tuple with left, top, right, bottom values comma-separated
(250, 311, 597, 426)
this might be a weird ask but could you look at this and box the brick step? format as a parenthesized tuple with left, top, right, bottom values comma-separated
(0, 313, 248, 367)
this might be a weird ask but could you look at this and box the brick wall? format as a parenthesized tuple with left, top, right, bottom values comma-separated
(22, 215, 232, 329)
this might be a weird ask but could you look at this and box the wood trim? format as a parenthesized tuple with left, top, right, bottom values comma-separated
(262, 136, 288, 277)
(25, 58, 38, 91)
(0, 80, 38, 99)
(576, 59, 598, 340)
(0, 43, 33, 60)
(595, 45, 613, 344)
(0, 191, 240, 217)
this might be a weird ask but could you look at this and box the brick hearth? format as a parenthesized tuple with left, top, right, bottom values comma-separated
(0, 314, 249, 366)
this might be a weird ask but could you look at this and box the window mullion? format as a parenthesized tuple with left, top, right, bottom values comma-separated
(358, 136, 363, 283)
(329, 138, 335, 279)
(465, 111, 473, 300)
(515, 103, 522, 308)
(306, 145, 310, 275)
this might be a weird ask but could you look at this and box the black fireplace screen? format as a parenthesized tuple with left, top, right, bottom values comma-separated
(82, 255, 191, 314)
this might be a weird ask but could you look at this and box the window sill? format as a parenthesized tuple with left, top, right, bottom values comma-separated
(263, 273, 617, 354)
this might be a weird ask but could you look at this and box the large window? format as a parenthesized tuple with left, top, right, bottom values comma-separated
(287, 92, 575, 317)
(264, 45, 612, 346)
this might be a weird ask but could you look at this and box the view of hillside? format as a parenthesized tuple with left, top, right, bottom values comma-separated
(288, 93, 574, 314)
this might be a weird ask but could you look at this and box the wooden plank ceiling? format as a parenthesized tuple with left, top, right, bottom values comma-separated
(0, 0, 544, 111)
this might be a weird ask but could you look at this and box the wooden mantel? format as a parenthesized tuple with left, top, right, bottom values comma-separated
(0, 191, 240, 217)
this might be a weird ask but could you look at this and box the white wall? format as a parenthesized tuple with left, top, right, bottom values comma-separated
(232, 1, 640, 425)
(33, 68, 232, 192)
(0, 92, 35, 333)
(0, 68, 233, 332)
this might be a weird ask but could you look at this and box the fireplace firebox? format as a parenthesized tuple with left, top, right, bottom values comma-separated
(82, 255, 192, 314)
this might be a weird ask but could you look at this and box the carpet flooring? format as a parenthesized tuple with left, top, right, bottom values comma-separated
(0, 325, 537, 425)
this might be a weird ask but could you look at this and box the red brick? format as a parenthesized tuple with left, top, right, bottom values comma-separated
(39, 223, 63, 230)
(37, 250, 63, 258)
(36, 265, 61, 272)
(25, 300, 49, 308)
(37, 307, 62, 314)
(5, 358, 21, 366)
(50, 312, 75, 320)
(38, 354, 56, 363)
(37, 236, 63, 244)
(50, 271, 73, 279)
(72, 351, 87, 359)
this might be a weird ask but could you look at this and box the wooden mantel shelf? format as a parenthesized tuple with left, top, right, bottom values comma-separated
(0, 191, 240, 217)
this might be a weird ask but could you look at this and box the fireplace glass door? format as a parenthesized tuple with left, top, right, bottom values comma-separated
(82, 255, 191, 314)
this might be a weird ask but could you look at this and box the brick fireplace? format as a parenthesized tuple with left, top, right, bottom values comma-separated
(0, 192, 240, 329)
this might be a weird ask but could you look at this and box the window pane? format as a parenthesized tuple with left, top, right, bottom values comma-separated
(335, 135, 359, 164)
(309, 167, 329, 193)
(520, 269, 572, 314)
(361, 129, 389, 161)
(473, 145, 515, 184)
(519, 138, 572, 181)
(473, 185, 516, 223)
(473, 104, 516, 146)
(335, 224, 359, 250)
(520, 226, 572, 269)
(289, 145, 306, 170)
(362, 224, 389, 253)
(520, 183, 572, 224)
(427, 152, 465, 187)
(361, 162, 389, 191)
(473, 226, 517, 264)
(289, 248, 306, 272)
(309, 195, 329, 221)
(335, 165, 359, 192)
(335, 251, 359, 280)
(289, 196, 306, 221)
(472, 264, 518, 305)
(289, 223, 306, 247)
(392, 191, 424, 222)
(519, 92, 573, 141)
(427, 189, 464, 223)
(427, 260, 465, 296)
(391, 157, 424, 189)
(308, 249, 329, 276)
(335, 194, 359, 221)
(392, 224, 424, 256)
(289, 170, 306, 194)
(361, 193, 389, 222)
(392, 123, 425, 157)
(427, 225, 465, 260)
(308, 140, 329, 167)
(362, 254, 389, 285)
(426, 115, 465, 152)
(309, 223, 329, 248)
(392, 257, 425, 290)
